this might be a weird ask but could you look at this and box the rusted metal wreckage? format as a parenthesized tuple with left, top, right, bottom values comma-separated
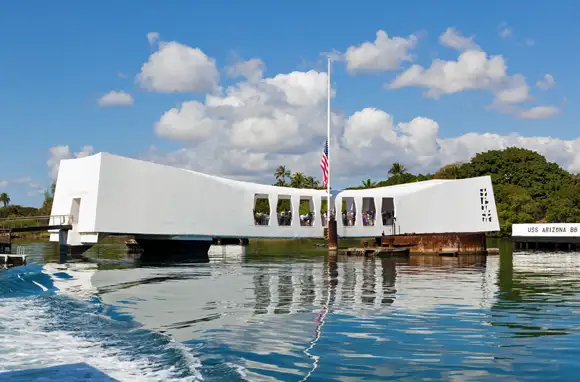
(338, 232, 489, 258)
(379, 232, 487, 256)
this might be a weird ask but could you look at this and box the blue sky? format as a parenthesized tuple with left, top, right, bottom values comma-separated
(0, 0, 578, 206)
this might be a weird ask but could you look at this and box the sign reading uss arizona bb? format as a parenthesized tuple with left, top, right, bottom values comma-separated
(512, 223, 580, 237)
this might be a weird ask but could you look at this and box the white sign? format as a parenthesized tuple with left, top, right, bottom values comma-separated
(512, 223, 580, 237)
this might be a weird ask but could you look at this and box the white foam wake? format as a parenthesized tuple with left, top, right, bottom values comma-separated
(42, 263, 99, 299)
(0, 298, 201, 381)
(0, 263, 203, 381)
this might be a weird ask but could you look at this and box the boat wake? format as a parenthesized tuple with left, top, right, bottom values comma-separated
(0, 263, 203, 381)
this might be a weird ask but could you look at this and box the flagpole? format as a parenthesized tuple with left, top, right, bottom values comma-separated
(326, 56, 331, 224)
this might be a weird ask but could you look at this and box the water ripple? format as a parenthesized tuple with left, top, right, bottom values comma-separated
(3, 244, 580, 380)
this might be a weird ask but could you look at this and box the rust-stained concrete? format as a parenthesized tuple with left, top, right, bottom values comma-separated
(381, 232, 487, 255)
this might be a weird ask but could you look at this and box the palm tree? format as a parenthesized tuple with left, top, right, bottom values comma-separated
(274, 165, 291, 186)
(304, 176, 320, 189)
(361, 178, 376, 188)
(290, 172, 307, 188)
(388, 162, 407, 176)
(0, 192, 10, 207)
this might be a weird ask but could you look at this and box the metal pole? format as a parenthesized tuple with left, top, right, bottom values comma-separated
(326, 56, 331, 224)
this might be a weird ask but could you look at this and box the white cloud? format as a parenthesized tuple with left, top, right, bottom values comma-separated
(137, 63, 579, 186)
(439, 28, 480, 51)
(0, 177, 31, 189)
(47, 145, 94, 181)
(98, 90, 134, 106)
(488, 74, 532, 111)
(47, 34, 572, 189)
(536, 74, 556, 90)
(155, 101, 224, 143)
(154, 69, 334, 153)
(144, 108, 580, 185)
(390, 49, 510, 98)
(519, 106, 560, 119)
(26, 182, 45, 197)
(388, 28, 556, 116)
(136, 40, 219, 93)
(226, 58, 265, 83)
(343, 30, 418, 73)
(499, 27, 512, 39)
(498, 22, 512, 39)
(147, 32, 160, 47)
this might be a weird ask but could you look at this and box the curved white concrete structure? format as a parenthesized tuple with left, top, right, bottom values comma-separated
(49, 152, 499, 246)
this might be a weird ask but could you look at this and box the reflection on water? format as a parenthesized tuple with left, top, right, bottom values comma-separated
(2, 240, 580, 380)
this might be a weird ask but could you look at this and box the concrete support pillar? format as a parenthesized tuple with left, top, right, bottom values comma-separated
(335, 197, 343, 228)
(290, 195, 300, 227)
(354, 196, 363, 228)
(268, 195, 276, 227)
(58, 229, 68, 264)
(328, 218, 338, 251)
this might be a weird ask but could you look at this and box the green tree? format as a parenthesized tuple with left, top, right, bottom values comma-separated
(433, 163, 461, 179)
(0, 192, 10, 207)
(274, 165, 291, 186)
(289, 172, 307, 188)
(38, 182, 56, 216)
(304, 176, 320, 189)
(361, 178, 376, 188)
(388, 162, 407, 176)
(458, 147, 575, 235)
(493, 184, 543, 235)
(458, 147, 569, 199)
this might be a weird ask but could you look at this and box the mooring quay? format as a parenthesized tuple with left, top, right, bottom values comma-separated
(0, 215, 74, 265)
(3, 152, 501, 260)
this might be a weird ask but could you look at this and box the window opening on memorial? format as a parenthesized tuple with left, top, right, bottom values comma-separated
(299, 196, 314, 226)
(320, 197, 329, 227)
(342, 197, 356, 227)
(253, 194, 270, 226)
(381, 198, 395, 226)
(480, 188, 492, 222)
(70, 197, 81, 229)
(277, 195, 292, 226)
(362, 198, 376, 226)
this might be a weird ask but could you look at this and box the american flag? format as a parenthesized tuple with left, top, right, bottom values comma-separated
(320, 138, 329, 188)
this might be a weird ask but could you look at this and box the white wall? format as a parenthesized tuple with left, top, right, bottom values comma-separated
(50, 153, 500, 244)
(395, 176, 499, 234)
(49, 155, 102, 244)
(92, 153, 328, 239)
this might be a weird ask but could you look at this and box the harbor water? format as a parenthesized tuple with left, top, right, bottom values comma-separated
(0, 240, 579, 381)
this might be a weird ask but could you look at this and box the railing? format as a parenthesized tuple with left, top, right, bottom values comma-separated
(0, 214, 74, 229)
